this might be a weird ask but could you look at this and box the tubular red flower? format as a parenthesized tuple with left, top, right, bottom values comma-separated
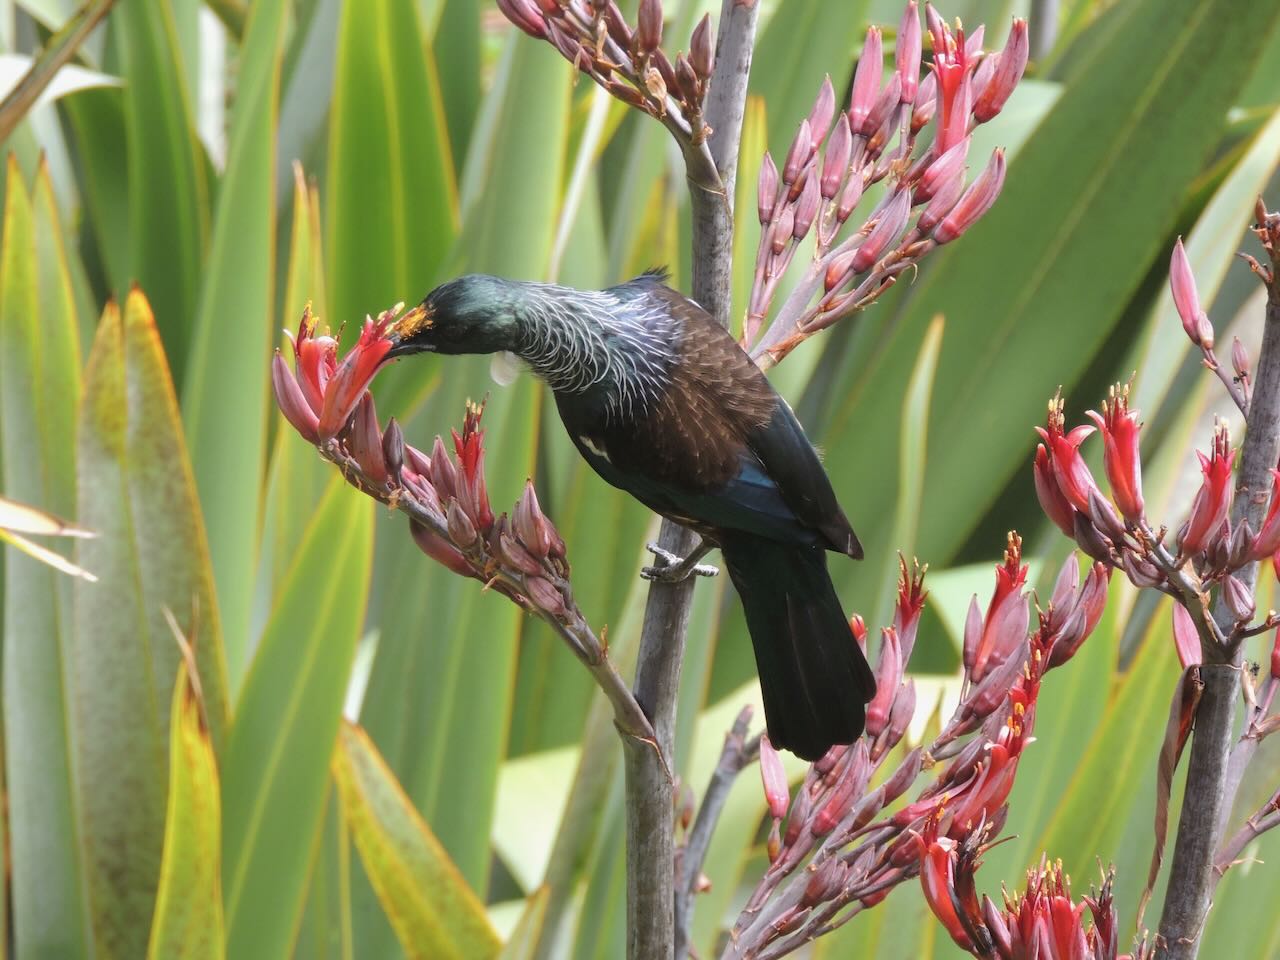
(317, 312, 397, 440)
(272, 352, 320, 443)
(893, 556, 928, 661)
(930, 15, 973, 154)
(1036, 392, 1103, 517)
(919, 823, 974, 950)
(1087, 384, 1145, 523)
(452, 401, 494, 531)
(971, 532, 1029, 682)
(973, 18, 1028, 122)
(1180, 422, 1235, 557)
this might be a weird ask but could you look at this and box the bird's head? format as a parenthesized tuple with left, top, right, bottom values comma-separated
(386, 274, 521, 358)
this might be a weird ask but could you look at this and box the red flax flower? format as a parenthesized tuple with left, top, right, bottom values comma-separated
(966, 533, 1029, 683)
(1179, 421, 1235, 558)
(1087, 383, 1145, 523)
(1036, 392, 1103, 518)
(922, 835, 1122, 960)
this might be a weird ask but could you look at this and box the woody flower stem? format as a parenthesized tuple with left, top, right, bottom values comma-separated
(626, 3, 758, 959)
(1157, 206, 1280, 960)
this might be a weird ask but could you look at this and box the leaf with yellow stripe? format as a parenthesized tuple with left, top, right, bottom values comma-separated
(333, 722, 500, 960)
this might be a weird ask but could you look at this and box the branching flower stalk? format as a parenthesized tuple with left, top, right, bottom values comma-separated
(721, 547, 1110, 959)
(1028, 200, 1280, 960)
(271, 304, 660, 753)
(746, 6, 1027, 368)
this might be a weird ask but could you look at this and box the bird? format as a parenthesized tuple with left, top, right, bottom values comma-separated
(386, 270, 875, 759)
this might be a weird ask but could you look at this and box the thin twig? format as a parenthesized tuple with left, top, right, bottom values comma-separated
(625, 3, 759, 958)
(675, 707, 759, 957)
(1213, 788, 1280, 876)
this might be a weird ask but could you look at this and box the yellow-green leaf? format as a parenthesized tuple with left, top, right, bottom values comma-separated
(73, 289, 229, 959)
(147, 664, 225, 960)
(334, 722, 500, 960)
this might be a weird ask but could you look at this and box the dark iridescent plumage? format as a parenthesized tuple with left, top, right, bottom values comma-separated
(388, 272, 875, 759)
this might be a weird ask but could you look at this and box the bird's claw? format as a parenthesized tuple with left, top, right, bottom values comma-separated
(641, 541, 718, 582)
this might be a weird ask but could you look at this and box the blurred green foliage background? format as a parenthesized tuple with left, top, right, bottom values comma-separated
(1, 0, 1280, 957)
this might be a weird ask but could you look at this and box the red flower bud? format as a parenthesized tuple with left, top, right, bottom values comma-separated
(933, 147, 1005, 244)
(1232, 336, 1250, 382)
(1223, 574, 1254, 623)
(1251, 470, 1280, 560)
(410, 519, 473, 577)
(973, 18, 1027, 122)
(1271, 628, 1280, 680)
(382, 417, 405, 482)
(1170, 237, 1215, 350)
(514, 479, 553, 559)
(911, 70, 937, 132)
(771, 205, 795, 254)
(349, 393, 388, 483)
(525, 575, 566, 617)
(865, 628, 903, 739)
(793, 174, 821, 240)
(849, 27, 883, 136)
(837, 167, 865, 222)
(446, 498, 479, 548)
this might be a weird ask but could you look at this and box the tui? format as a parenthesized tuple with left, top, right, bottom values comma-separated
(386, 271, 875, 759)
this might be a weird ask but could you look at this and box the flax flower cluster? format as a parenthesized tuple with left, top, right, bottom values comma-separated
(747, 3, 1027, 365)
(272, 304, 573, 616)
(726, 543, 1108, 959)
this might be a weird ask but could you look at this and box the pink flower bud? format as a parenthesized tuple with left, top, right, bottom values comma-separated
(1223, 575, 1255, 623)
(382, 417, 404, 482)
(758, 151, 779, 225)
(973, 19, 1027, 122)
(821, 114, 853, 199)
(823, 247, 856, 293)
(689, 13, 713, 79)
(759, 735, 790, 820)
(410, 519, 474, 577)
(636, 0, 663, 55)
(865, 628, 903, 738)
(863, 73, 903, 143)
(525, 575, 566, 617)
(497, 0, 548, 38)
(849, 27, 883, 135)
(933, 147, 1005, 244)
(1048, 562, 1109, 668)
(837, 167, 865, 221)
(514, 480, 552, 559)
(783, 119, 813, 185)
(882, 678, 917, 755)
(430, 436, 458, 501)
(1271, 628, 1280, 680)
(911, 70, 937, 132)
(272, 352, 320, 443)
(1172, 603, 1201, 670)
(916, 159, 967, 234)
(446, 497, 478, 548)
(1232, 336, 1251, 381)
(851, 188, 911, 273)
(349, 393, 389, 483)
(1170, 238, 1215, 350)
(771, 205, 795, 254)
(962, 594, 982, 675)
(808, 75, 837, 140)
(915, 137, 969, 204)
(793, 175, 821, 240)
(897, 1, 922, 103)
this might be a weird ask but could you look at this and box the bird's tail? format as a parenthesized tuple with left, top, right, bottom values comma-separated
(719, 532, 875, 761)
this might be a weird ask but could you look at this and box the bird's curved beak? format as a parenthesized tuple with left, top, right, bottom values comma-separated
(385, 303, 434, 358)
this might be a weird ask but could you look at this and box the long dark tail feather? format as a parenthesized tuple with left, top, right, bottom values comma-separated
(719, 532, 876, 761)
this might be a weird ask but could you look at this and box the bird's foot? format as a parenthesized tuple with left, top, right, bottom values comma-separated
(640, 541, 718, 582)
